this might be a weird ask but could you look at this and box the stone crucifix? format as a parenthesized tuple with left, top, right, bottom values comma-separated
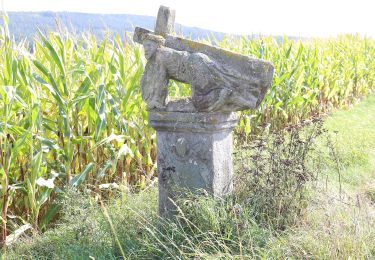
(134, 6, 274, 217)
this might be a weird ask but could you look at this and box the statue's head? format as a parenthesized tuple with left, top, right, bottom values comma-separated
(143, 34, 165, 60)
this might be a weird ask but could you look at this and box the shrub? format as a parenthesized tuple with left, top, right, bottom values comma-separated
(234, 118, 326, 230)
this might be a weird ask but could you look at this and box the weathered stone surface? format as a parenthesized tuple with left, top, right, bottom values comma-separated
(140, 44, 274, 112)
(165, 98, 196, 112)
(133, 6, 274, 217)
(133, 26, 274, 112)
(155, 6, 175, 37)
(149, 111, 238, 216)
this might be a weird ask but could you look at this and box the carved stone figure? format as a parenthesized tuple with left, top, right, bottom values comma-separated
(134, 7, 274, 113)
(133, 6, 274, 217)
(140, 33, 273, 112)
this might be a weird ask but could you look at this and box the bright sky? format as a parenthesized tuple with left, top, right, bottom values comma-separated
(2, 0, 374, 38)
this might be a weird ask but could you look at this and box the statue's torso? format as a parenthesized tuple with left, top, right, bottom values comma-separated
(141, 45, 270, 111)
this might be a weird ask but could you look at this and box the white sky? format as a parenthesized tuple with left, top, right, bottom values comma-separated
(2, 0, 374, 38)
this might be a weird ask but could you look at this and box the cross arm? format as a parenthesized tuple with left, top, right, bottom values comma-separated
(133, 27, 153, 44)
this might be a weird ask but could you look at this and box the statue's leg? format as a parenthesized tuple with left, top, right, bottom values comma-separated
(226, 92, 258, 110)
(205, 88, 231, 111)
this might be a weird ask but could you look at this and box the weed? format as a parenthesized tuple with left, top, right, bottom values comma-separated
(235, 118, 326, 230)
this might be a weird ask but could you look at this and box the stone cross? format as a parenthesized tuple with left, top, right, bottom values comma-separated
(154, 5, 175, 36)
(133, 6, 274, 217)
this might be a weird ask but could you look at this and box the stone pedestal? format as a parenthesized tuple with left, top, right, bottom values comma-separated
(148, 111, 239, 217)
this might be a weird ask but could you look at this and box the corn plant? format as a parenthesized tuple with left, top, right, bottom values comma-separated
(215, 35, 375, 137)
(0, 14, 374, 243)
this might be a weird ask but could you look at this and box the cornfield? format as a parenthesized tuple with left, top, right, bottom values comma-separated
(0, 14, 374, 242)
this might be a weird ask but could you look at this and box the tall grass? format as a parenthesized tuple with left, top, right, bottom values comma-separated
(0, 14, 374, 242)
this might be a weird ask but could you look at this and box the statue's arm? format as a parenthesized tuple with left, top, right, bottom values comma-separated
(158, 47, 190, 83)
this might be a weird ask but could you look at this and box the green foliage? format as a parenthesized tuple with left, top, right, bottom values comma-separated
(0, 13, 375, 243)
(5, 189, 116, 259)
(5, 93, 375, 259)
(227, 34, 375, 135)
(4, 188, 272, 259)
(235, 118, 325, 230)
(322, 94, 375, 187)
(3, 117, 322, 257)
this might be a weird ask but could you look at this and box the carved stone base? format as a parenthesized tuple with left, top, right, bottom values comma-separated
(148, 111, 239, 217)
